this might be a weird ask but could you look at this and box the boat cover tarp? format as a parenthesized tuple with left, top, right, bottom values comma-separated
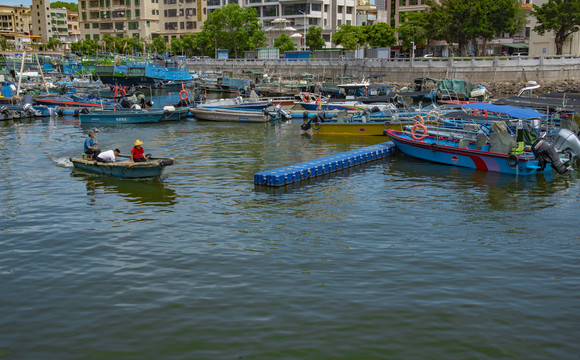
(462, 102, 546, 119)
(438, 79, 474, 98)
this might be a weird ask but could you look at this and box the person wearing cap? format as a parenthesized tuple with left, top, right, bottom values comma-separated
(131, 139, 146, 162)
(96, 149, 120, 163)
(84, 130, 100, 159)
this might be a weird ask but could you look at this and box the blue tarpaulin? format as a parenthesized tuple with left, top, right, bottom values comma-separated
(462, 102, 546, 119)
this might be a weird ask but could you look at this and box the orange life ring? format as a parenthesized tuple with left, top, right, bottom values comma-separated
(116, 60, 120, 66)
(118, 88, 126, 96)
(179, 89, 189, 100)
(484, 110, 488, 117)
(302, 92, 311, 103)
(411, 123, 428, 141)
(414, 114, 424, 125)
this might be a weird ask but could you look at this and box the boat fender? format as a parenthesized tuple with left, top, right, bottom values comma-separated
(431, 142, 438, 152)
(507, 154, 518, 167)
(159, 159, 174, 166)
(414, 114, 424, 125)
(411, 123, 427, 141)
(313, 121, 321, 130)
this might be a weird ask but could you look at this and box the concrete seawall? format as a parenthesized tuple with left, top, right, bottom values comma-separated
(187, 56, 580, 85)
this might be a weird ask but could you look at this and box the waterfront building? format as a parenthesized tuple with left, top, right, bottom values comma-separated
(78, 0, 160, 42)
(528, 0, 579, 56)
(31, 0, 52, 43)
(234, 0, 356, 48)
(157, 0, 207, 42)
(67, 11, 81, 43)
(0, 5, 31, 34)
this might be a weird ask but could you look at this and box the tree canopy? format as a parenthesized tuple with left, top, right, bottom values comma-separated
(199, 3, 267, 58)
(332, 24, 365, 50)
(397, 11, 430, 50)
(532, 0, 580, 55)
(50, 1, 78, 13)
(305, 26, 326, 50)
(364, 23, 397, 48)
(425, 0, 524, 56)
(274, 34, 295, 52)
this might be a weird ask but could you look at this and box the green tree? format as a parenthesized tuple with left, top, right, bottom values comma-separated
(332, 24, 365, 50)
(170, 37, 184, 55)
(151, 36, 167, 54)
(532, 0, 580, 55)
(364, 23, 397, 48)
(425, 0, 523, 56)
(305, 26, 325, 50)
(397, 12, 430, 50)
(200, 3, 266, 58)
(274, 34, 295, 52)
(0, 36, 13, 51)
(46, 38, 62, 50)
(50, 1, 78, 13)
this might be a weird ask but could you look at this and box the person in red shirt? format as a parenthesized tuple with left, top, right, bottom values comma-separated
(131, 139, 146, 162)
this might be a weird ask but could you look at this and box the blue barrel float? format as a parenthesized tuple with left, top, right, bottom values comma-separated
(254, 141, 398, 187)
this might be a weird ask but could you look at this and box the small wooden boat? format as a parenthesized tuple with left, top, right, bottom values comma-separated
(190, 107, 268, 123)
(385, 129, 571, 175)
(79, 108, 163, 124)
(70, 154, 175, 179)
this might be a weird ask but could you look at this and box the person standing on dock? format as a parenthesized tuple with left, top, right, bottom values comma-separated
(84, 130, 100, 159)
(130, 140, 146, 162)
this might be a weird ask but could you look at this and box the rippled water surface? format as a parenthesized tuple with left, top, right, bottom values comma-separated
(1, 93, 579, 360)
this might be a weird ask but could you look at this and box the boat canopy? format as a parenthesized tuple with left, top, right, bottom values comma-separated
(462, 102, 546, 119)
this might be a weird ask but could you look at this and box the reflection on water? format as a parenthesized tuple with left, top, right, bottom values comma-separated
(387, 154, 576, 211)
(71, 172, 178, 206)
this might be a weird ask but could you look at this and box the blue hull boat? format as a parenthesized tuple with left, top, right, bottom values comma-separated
(70, 156, 175, 179)
(79, 109, 164, 124)
(386, 129, 571, 175)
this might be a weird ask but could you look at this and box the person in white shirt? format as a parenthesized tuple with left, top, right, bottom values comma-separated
(96, 149, 120, 163)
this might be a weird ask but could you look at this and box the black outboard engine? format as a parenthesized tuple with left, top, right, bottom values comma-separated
(531, 139, 570, 174)
(119, 98, 132, 109)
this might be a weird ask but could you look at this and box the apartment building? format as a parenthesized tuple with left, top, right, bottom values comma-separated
(68, 11, 81, 43)
(157, 0, 207, 42)
(31, 0, 52, 42)
(234, 0, 356, 48)
(79, 0, 160, 41)
(0, 5, 31, 34)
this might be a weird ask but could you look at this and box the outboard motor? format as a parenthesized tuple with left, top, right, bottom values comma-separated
(531, 138, 570, 174)
(274, 104, 292, 120)
(553, 128, 580, 160)
(119, 97, 132, 109)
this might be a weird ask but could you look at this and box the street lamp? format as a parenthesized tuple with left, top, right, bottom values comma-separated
(299, 10, 306, 51)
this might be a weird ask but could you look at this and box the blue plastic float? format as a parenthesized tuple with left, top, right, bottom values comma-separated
(254, 141, 398, 187)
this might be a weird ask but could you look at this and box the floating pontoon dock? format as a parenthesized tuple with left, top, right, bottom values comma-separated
(254, 141, 398, 187)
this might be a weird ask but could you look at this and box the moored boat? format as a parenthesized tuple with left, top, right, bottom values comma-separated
(70, 155, 175, 179)
(190, 107, 268, 123)
(79, 108, 164, 124)
(385, 128, 573, 175)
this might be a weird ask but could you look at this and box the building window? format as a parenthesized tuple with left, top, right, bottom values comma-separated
(84, 23, 89, 28)
(312, 3, 320, 11)
(347, 7, 352, 14)
(186, 21, 195, 29)
(346, 20, 350, 25)
(337, 19, 341, 26)
(135, 0, 140, 4)
(128, 21, 138, 29)
(338, 6, 343, 13)
(399, 0, 405, 5)
(180, 22, 184, 29)
(92, 22, 99, 28)
(93, 34, 99, 40)
(85, 34, 90, 40)
(165, 22, 177, 30)
(135, 9, 140, 17)
(179, 8, 184, 16)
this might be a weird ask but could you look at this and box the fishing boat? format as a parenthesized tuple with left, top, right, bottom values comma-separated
(33, 94, 116, 108)
(79, 108, 164, 124)
(70, 155, 175, 179)
(159, 106, 191, 121)
(385, 127, 573, 175)
(190, 107, 268, 123)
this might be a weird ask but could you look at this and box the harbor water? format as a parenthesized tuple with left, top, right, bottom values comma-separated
(1, 90, 579, 359)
